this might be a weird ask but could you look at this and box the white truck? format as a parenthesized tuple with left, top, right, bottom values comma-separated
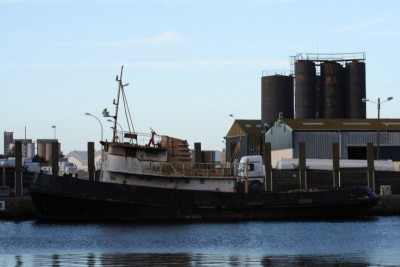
(238, 155, 266, 191)
(59, 162, 78, 177)
(40, 162, 78, 177)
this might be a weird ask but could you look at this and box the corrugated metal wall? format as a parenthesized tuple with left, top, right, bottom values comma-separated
(265, 124, 293, 150)
(225, 136, 240, 162)
(247, 133, 262, 155)
(293, 132, 339, 158)
(291, 131, 400, 159)
(225, 136, 251, 162)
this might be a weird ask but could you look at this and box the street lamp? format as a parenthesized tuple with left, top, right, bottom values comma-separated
(107, 119, 124, 141)
(107, 119, 123, 133)
(52, 125, 56, 139)
(362, 96, 393, 160)
(85, 112, 103, 142)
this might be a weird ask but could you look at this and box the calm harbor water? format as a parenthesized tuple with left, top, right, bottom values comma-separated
(1, 216, 400, 266)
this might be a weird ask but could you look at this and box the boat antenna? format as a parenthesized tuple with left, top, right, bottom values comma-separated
(113, 66, 123, 142)
(113, 66, 135, 142)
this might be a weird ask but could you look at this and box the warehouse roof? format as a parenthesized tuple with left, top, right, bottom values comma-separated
(278, 118, 400, 131)
(226, 119, 263, 137)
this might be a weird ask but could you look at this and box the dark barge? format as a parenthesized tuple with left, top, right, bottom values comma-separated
(29, 66, 380, 222)
(30, 174, 379, 221)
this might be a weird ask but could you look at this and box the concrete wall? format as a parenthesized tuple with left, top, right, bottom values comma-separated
(271, 148, 293, 168)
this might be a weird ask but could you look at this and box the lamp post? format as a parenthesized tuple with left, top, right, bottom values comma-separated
(52, 125, 56, 140)
(107, 119, 123, 141)
(107, 119, 123, 133)
(362, 96, 393, 160)
(85, 112, 103, 142)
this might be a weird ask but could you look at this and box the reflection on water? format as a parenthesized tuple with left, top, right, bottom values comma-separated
(1, 217, 400, 266)
(1, 252, 377, 266)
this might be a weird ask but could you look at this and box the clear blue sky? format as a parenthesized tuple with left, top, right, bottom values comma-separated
(1, 0, 399, 154)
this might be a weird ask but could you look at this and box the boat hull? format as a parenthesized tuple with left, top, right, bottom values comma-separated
(29, 174, 380, 222)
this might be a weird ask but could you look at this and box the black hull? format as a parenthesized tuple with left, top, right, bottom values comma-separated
(29, 174, 380, 222)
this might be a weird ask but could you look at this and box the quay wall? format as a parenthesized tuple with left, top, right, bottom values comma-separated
(0, 196, 37, 220)
(272, 169, 400, 193)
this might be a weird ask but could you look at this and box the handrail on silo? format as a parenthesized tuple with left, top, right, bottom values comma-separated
(293, 52, 366, 63)
(262, 69, 292, 77)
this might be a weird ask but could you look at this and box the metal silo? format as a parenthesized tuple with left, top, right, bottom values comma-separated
(345, 60, 366, 118)
(37, 142, 46, 159)
(261, 74, 294, 126)
(26, 143, 35, 158)
(294, 60, 316, 118)
(321, 61, 345, 118)
(315, 75, 323, 118)
(45, 142, 52, 162)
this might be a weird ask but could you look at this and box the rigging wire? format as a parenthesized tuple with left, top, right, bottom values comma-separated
(121, 86, 135, 133)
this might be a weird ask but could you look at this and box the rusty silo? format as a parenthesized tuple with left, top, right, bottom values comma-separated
(294, 60, 316, 118)
(345, 60, 366, 118)
(261, 74, 294, 126)
(321, 61, 345, 118)
(45, 142, 52, 162)
(315, 74, 323, 118)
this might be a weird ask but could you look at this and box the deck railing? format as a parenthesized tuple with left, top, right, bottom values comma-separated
(172, 162, 241, 177)
(114, 131, 162, 147)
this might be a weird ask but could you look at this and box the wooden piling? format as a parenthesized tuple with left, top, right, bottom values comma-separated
(332, 143, 340, 187)
(2, 165, 6, 187)
(14, 141, 22, 196)
(367, 143, 375, 191)
(194, 142, 202, 163)
(88, 142, 95, 181)
(299, 142, 306, 190)
(51, 141, 59, 176)
(264, 142, 272, 191)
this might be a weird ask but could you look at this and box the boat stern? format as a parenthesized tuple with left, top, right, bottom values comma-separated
(353, 186, 380, 208)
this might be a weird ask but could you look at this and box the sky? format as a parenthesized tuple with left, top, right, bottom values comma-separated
(1, 0, 400, 154)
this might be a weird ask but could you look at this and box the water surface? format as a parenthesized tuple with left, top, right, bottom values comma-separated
(1, 216, 400, 266)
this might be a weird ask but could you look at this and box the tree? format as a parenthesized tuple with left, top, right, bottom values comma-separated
(32, 154, 47, 165)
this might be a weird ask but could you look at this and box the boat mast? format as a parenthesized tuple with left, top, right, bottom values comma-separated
(113, 66, 124, 143)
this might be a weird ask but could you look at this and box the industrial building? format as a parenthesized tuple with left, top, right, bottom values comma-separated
(261, 52, 367, 126)
(266, 118, 400, 167)
(225, 120, 263, 162)
(2, 132, 61, 165)
(225, 52, 400, 167)
(36, 139, 60, 164)
(3, 132, 36, 158)
(11, 139, 35, 158)
(3, 132, 13, 155)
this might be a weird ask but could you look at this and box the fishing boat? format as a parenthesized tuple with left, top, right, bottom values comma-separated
(29, 67, 380, 221)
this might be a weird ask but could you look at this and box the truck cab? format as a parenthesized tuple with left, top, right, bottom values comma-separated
(59, 162, 78, 177)
(238, 155, 265, 191)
